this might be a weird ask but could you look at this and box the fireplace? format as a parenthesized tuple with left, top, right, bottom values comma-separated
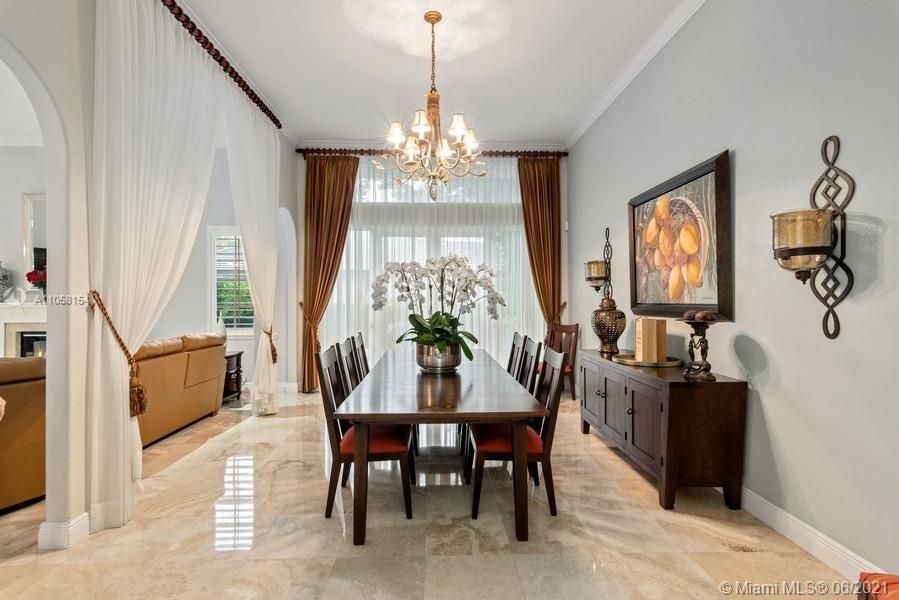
(18, 331, 47, 357)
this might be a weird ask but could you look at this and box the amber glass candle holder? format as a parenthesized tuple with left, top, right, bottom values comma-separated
(771, 208, 835, 283)
(584, 260, 609, 291)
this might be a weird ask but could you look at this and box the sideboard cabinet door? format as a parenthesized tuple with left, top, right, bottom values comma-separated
(581, 360, 601, 420)
(599, 366, 627, 446)
(625, 377, 662, 476)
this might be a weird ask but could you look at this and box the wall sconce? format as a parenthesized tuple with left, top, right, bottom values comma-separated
(770, 135, 854, 339)
(586, 228, 626, 357)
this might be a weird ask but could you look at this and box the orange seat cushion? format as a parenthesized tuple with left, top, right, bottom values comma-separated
(860, 573, 899, 600)
(339, 425, 410, 456)
(472, 423, 543, 454)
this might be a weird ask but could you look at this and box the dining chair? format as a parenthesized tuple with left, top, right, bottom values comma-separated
(351, 332, 370, 377)
(468, 346, 568, 519)
(543, 323, 579, 397)
(337, 338, 362, 391)
(517, 337, 542, 394)
(506, 332, 525, 379)
(461, 331, 527, 459)
(317, 346, 415, 519)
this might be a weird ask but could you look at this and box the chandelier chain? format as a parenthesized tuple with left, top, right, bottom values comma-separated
(430, 22, 437, 92)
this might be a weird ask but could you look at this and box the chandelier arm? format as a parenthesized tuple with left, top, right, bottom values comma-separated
(392, 158, 418, 175)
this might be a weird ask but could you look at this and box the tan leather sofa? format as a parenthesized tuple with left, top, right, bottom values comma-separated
(136, 333, 227, 446)
(0, 357, 45, 511)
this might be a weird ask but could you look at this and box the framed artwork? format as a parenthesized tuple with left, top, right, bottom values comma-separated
(628, 151, 733, 320)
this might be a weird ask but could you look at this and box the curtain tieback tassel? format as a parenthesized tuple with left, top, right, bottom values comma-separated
(90, 289, 148, 418)
(264, 328, 278, 364)
(129, 362, 148, 418)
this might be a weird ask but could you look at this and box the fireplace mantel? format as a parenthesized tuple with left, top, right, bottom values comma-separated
(0, 303, 47, 358)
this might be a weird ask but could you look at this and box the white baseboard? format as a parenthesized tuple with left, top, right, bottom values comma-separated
(725, 487, 882, 580)
(277, 381, 298, 393)
(38, 512, 90, 550)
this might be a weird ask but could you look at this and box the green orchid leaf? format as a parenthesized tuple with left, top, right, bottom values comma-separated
(458, 337, 474, 360)
(459, 330, 479, 344)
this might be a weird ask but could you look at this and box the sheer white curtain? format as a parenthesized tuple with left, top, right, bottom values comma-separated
(88, 0, 221, 530)
(222, 84, 280, 415)
(322, 158, 545, 364)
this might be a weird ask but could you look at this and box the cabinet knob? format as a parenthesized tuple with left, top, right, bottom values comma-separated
(626, 407, 634, 415)
(595, 390, 605, 397)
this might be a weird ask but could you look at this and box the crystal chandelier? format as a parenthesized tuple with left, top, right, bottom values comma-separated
(374, 10, 486, 200)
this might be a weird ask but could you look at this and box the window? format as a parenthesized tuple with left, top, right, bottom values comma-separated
(212, 230, 254, 331)
(321, 158, 545, 364)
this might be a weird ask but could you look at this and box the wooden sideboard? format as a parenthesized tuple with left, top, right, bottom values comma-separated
(578, 349, 747, 510)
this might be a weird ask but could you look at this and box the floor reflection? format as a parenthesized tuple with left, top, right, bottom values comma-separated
(214, 455, 255, 552)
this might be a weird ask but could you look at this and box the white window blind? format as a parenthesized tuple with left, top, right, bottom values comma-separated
(214, 233, 254, 330)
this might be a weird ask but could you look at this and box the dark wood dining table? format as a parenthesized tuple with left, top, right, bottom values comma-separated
(334, 346, 549, 545)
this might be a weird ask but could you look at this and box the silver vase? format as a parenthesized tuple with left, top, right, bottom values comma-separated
(416, 343, 462, 374)
(0, 261, 12, 301)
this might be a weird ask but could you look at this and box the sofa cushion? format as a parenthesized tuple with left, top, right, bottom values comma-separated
(0, 357, 46, 385)
(135, 337, 184, 361)
(181, 333, 226, 352)
(184, 344, 226, 388)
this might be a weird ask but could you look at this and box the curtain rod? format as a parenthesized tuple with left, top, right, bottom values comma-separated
(295, 147, 569, 159)
(159, 0, 282, 129)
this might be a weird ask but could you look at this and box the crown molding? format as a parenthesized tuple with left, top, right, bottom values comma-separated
(565, 0, 706, 148)
(295, 139, 568, 153)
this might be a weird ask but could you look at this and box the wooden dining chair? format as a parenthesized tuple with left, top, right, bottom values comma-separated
(351, 332, 370, 377)
(544, 323, 579, 397)
(337, 338, 362, 391)
(506, 332, 525, 379)
(461, 331, 527, 458)
(517, 337, 542, 394)
(317, 346, 415, 519)
(468, 347, 568, 519)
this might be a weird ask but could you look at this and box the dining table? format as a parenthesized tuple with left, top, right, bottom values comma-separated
(334, 346, 549, 545)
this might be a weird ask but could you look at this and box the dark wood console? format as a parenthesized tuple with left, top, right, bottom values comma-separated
(578, 350, 747, 510)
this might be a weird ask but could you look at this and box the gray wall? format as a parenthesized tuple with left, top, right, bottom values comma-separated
(0, 146, 45, 288)
(567, 0, 898, 571)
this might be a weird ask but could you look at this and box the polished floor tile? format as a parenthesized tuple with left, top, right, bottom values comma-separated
(0, 392, 846, 599)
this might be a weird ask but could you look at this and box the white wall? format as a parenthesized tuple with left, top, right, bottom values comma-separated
(0, 146, 45, 288)
(567, 0, 898, 571)
(0, 0, 95, 543)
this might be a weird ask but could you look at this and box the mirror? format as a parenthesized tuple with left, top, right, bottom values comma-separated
(22, 193, 46, 288)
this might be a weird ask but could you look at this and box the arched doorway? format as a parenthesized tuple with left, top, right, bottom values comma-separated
(0, 35, 85, 550)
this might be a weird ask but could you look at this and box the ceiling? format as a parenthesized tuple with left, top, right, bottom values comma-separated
(184, 0, 700, 148)
(0, 57, 42, 146)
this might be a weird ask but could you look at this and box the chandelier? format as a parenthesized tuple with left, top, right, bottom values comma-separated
(374, 10, 486, 200)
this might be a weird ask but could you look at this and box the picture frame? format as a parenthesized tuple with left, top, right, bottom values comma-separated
(627, 151, 733, 320)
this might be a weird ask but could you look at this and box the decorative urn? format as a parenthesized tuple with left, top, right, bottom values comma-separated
(591, 297, 626, 358)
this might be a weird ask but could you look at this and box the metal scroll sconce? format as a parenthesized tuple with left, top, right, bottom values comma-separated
(770, 135, 855, 339)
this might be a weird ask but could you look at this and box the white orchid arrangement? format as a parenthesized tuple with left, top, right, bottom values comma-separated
(371, 254, 506, 359)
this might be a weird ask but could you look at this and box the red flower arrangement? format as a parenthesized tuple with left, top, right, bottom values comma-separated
(26, 269, 47, 294)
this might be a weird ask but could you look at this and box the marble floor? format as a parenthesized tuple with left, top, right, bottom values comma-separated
(0, 392, 846, 599)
